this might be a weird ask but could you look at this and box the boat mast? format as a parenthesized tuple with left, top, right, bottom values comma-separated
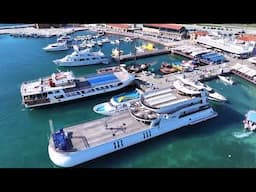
(118, 37, 121, 65)
(133, 38, 137, 64)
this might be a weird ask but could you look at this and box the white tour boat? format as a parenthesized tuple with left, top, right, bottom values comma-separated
(20, 67, 135, 108)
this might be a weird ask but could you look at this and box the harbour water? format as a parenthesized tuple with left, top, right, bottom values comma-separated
(1, 30, 256, 168)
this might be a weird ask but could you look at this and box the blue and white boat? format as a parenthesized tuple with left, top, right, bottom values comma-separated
(20, 67, 135, 108)
(243, 110, 256, 131)
(93, 89, 143, 116)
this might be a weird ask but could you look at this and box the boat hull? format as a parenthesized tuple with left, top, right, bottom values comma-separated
(54, 59, 110, 66)
(48, 108, 217, 167)
(24, 78, 135, 108)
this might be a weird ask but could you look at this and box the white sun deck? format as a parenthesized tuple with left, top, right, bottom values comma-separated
(142, 87, 189, 109)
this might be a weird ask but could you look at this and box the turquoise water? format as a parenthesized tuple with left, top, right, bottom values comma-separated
(1, 30, 256, 168)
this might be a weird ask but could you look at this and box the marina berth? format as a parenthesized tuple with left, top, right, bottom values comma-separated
(20, 67, 135, 108)
(48, 89, 217, 167)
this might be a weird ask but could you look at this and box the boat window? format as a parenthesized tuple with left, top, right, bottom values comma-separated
(55, 95, 64, 99)
(55, 90, 60, 93)
(105, 86, 109, 89)
(96, 88, 100, 91)
(48, 91, 53, 94)
(80, 58, 85, 61)
(77, 92, 80, 95)
(81, 91, 85, 94)
(91, 89, 95, 91)
(86, 58, 90, 60)
(92, 58, 97, 60)
(117, 83, 122, 86)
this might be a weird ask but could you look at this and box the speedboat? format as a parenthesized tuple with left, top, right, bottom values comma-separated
(93, 89, 142, 116)
(53, 46, 110, 67)
(177, 76, 227, 102)
(43, 41, 69, 52)
(173, 80, 201, 96)
(243, 110, 256, 131)
(218, 75, 234, 85)
(57, 34, 72, 42)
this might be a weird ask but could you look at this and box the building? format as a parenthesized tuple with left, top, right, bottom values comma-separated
(238, 34, 256, 42)
(142, 24, 188, 40)
(106, 24, 135, 32)
(196, 35, 256, 59)
(190, 31, 209, 40)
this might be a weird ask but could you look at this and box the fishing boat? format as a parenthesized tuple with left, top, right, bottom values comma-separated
(126, 63, 150, 73)
(159, 63, 178, 74)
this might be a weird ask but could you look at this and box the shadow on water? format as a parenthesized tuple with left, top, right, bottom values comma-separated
(75, 103, 244, 168)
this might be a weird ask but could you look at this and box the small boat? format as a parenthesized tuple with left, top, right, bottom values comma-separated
(243, 110, 256, 131)
(57, 34, 72, 42)
(43, 41, 69, 52)
(96, 66, 122, 74)
(218, 75, 234, 85)
(93, 89, 142, 116)
(126, 63, 149, 73)
(159, 63, 178, 74)
(111, 48, 124, 57)
(142, 43, 155, 51)
(124, 37, 132, 42)
(172, 64, 183, 71)
(135, 46, 145, 53)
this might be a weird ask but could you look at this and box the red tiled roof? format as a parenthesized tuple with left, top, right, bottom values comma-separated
(107, 24, 130, 29)
(144, 24, 183, 31)
(193, 31, 208, 36)
(238, 34, 256, 41)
